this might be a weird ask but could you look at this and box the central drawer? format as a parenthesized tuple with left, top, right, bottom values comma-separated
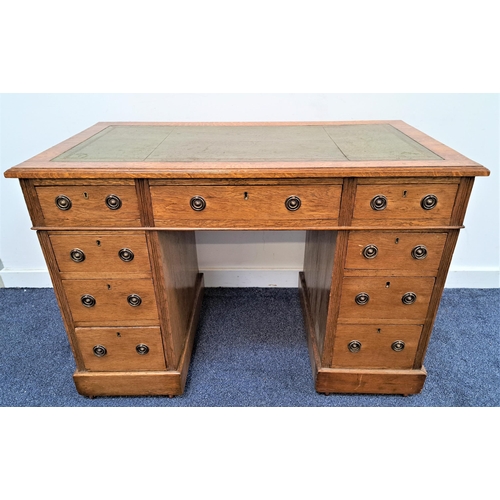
(150, 184, 342, 228)
(62, 278, 159, 326)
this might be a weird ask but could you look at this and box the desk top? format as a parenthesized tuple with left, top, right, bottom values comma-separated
(5, 121, 489, 179)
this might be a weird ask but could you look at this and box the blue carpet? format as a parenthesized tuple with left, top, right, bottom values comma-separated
(0, 287, 498, 406)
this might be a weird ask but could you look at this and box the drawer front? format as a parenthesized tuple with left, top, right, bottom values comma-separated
(150, 184, 342, 225)
(62, 279, 159, 325)
(75, 327, 166, 371)
(36, 185, 141, 226)
(50, 233, 151, 275)
(353, 183, 458, 224)
(338, 276, 435, 323)
(332, 324, 422, 369)
(345, 232, 447, 274)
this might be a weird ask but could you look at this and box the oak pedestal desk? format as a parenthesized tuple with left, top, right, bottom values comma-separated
(4, 121, 489, 397)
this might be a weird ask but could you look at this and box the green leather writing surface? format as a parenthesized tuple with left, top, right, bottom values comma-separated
(53, 124, 442, 162)
(323, 124, 441, 160)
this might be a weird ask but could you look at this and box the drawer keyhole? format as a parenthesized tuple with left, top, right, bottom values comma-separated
(244, 191, 248, 200)
(403, 190, 407, 198)
(386, 282, 391, 288)
(96, 240, 101, 247)
(116, 332, 121, 337)
(83, 192, 89, 199)
(395, 238, 399, 244)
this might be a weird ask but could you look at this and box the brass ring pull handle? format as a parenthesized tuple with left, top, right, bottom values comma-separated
(370, 195, 387, 211)
(355, 292, 370, 305)
(55, 195, 72, 211)
(136, 344, 149, 355)
(362, 244, 378, 259)
(285, 196, 301, 211)
(421, 194, 438, 210)
(105, 194, 122, 210)
(81, 294, 96, 307)
(391, 340, 405, 352)
(190, 196, 206, 211)
(127, 294, 142, 307)
(348, 340, 362, 353)
(70, 248, 86, 263)
(93, 345, 107, 357)
(411, 245, 428, 260)
(118, 248, 134, 262)
(402, 292, 417, 305)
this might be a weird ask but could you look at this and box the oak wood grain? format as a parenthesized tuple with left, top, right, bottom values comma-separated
(338, 276, 435, 323)
(302, 231, 337, 356)
(73, 370, 183, 397)
(36, 185, 141, 227)
(177, 273, 204, 388)
(50, 232, 151, 275)
(20, 179, 45, 226)
(4, 124, 488, 398)
(72, 274, 204, 396)
(157, 230, 200, 368)
(150, 184, 342, 223)
(35, 224, 465, 232)
(414, 178, 476, 368)
(62, 278, 159, 325)
(4, 121, 489, 179)
(345, 231, 447, 274)
(320, 179, 358, 367)
(75, 326, 166, 371)
(316, 367, 427, 395)
(298, 271, 322, 383)
(331, 324, 422, 369)
(36, 231, 84, 370)
(353, 182, 459, 224)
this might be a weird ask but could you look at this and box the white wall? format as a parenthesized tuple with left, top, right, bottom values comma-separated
(1, 93, 498, 288)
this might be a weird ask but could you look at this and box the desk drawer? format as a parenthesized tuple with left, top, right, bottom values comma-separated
(338, 276, 435, 323)
(62, 278, 159, 326)
(75, 327, 166, 371)
(353, 182, 458, 225)
(150, 184, 342, 227)
(36, 185, 141, 227)
(50, 232, 151, 276)
(332, 324, 422, 369)
(345, 231, 447, 275)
